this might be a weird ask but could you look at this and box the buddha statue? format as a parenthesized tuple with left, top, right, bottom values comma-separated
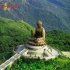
(28, 21, 46, 46)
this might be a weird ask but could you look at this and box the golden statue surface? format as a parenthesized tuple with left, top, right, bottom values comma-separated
(28, 21, 46, 46)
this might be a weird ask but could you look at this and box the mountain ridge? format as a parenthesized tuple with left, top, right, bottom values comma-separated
(0, 0, 70, 32)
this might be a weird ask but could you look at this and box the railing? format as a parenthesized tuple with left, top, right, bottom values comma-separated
(0, 49, 28, 70)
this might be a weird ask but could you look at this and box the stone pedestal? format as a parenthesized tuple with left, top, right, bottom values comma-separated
(13, 44, 60, 60)
(24, 44, 60, 60)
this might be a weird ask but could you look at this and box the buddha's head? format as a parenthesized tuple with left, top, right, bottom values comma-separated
(37, 21, 42, 28)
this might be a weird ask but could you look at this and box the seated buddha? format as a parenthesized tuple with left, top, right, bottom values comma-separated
(28, 21, 46, 46)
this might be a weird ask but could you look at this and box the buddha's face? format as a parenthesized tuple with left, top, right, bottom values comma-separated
(37, 21, 42, 28)
(37, 24, 42, 28)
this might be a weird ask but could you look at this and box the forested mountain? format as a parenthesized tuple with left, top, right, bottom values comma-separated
(0, 0, 70, 32)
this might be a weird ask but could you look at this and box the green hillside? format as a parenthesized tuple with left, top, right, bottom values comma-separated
(0, 18, 34, 53)
(46, 30, 70, 51)
(0, 18, 70, 54)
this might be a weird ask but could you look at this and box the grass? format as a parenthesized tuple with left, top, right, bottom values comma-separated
(57, 58, 70, 64)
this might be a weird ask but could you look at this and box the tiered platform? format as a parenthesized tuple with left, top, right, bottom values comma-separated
(13, 44, 60, 60)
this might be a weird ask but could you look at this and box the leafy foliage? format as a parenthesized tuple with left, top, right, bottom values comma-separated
(46, 30, 70, 51)
(0, 18, 34, 53)
(5, 56, 70, 70)
(0, 52, 12, 60)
